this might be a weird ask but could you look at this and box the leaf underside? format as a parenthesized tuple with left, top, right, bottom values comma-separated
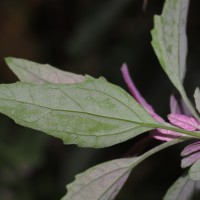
(62, 140, 182, 200)
(62, 158, 134, 200)
(151, 0, 200, 119)
(0, 76, 158, 148)
(151, 0, 189, 88)
(189, 159, 200, 181)
(5, 57, 85, 84)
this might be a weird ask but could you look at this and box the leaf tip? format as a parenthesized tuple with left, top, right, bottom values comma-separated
(194, 87, 200, 97)
(4, 56, 14, 64)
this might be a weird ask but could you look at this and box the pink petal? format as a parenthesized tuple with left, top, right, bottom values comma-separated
(168, 113, 200, 131)
(121, 64, 182, 141)
(121, 63, 160, 119)
(181, 141, 200, 156)
(181, 141, 200, 168)
(151, 129, 182, 142)
(170, 95, 192, 116)
(181, 151, 200, 168)
(170, 95, 182, 114)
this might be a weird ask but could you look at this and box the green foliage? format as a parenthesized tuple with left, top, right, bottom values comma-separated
(62, 140, 181, 200)
(1, 63, 198, 149)
(151, 0, 189, 84)
(5, 57, 84, 84)
(1, 0, 200, 199)
(0, 75, 158, 148)
(189, 159, 200, 181)
(151, 0, 199, 120)
(62, 158, 133, 200)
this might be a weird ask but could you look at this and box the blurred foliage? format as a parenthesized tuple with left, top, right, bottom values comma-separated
(0, 0, 200, 199)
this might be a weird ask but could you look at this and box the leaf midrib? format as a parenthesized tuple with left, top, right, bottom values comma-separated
(2, 97, 200, 138)
(0, 97, 150, 125)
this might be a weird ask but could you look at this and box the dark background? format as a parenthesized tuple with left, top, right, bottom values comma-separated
(0, 0, 200, 199)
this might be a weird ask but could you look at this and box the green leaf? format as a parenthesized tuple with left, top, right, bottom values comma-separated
(194, 88, 200, 113)
(163, 174, 200, 200)
(151, 0, 199, 119)
(0, 76, 159, 148)
(5, 57, 85, 83)
(189, 159, 200, 181)
(62, 158, 133, 200)
(151, 0, 189, 86)
(62, 139, 182, 200)
(0, 76, 199, 148)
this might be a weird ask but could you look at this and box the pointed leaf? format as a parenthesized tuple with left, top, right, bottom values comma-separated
(151, 0, 189, 85)
(189, 159, 200, 181)
(0, 76, 160, 148)
(62, 139, 182, 200)
(5, 57, 85, 84)
(0, 77, 199, 148)
(62, 158, 133, 200)
(163, 174, 200, 200)
(151, 0, 199, 119)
